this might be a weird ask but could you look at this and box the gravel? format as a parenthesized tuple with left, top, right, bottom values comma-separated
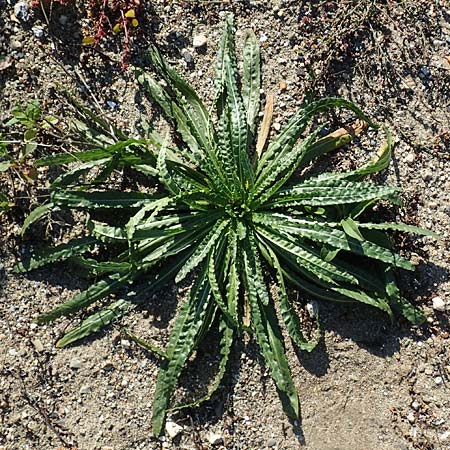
(1, 1, 449, 449)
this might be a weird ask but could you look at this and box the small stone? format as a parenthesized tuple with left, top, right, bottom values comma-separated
(106, 100, 117, 110)
(193, 34, 207, 48)
(273, 122, 281, 131)
(165, 421, 183, 439)
(405, 153, 415, 164)
(421, 170, 433, 181)
(32, 339, 44, 353)
(120, 339, 131, 349)
(434, 376, 443, 385)
(306, 300, 319, 318)
(182, 51, 194, 64)
(407, 413, 415, 424)
(432, 296, 446, 312)
(9, 39, 22, 50)
(267, 438, 277, 447)
(259, 33, 268, 43)
(79, 385, 91, 395)
(439, 431, 450, 442)
(411, 400, 420, 411)
(207, 432, 223, 445)
(279, 80, 287, 92)
(419, 66, 431, 78)
(32, 26, 44, 39)
(69, 358, 82, 369)
(14, 2, 29, 21)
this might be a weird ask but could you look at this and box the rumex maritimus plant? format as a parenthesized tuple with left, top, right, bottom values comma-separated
(16, 16, 436, 435)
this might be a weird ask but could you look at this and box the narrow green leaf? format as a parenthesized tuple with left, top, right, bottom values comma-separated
(341, 217, 365, 241)
(13, 237, 98, 273)
(242, 29, 261, 133)
(21, 203, 56, 236)
(248, 279, 299, 419)
(152, 268, 211, 436)
(176, 218, 229, 283)
(123, 329, 167, 359)
(36, 272, 133, 323)
(170, 317, 233, 412)
(56, 299, 134, 347)
(51, 190, 158, 209)
(260, 242, 319, 352)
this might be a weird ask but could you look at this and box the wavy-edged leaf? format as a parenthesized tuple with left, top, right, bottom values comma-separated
(51, 190, 158, 209)
(255, 225, 359, 285)
(152, 267, 211, 436)
(257, 97, 376, 176)
(247, 271, 299, 419)
(21, 202, 56, 236)
(70, 256, 132, 275)
(251, 129, 321, 207)
(14, 237, 98, 273)
(36, 272, 133, 323)
(242, 29, 261, 133)
(255, 214, 414, 271)
(88, 220, 127, 242)
(208, 245, 237, 325)
(267, 181, 400, 208)
(176, 218, 230, 283)
(56, 299, 134, 347)
(170, 317, 233, 412)
(357, 221, 439, 238)
(145, 46, 215, 154)
(260, 242, 319, 352)
(385, 270, 425, 324)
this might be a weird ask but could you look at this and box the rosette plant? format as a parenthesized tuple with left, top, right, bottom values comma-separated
(16, 16, 435, 435)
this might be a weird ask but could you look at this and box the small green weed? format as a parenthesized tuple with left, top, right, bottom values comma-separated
(16, 16, 436, 435)
(0, 101, 58, 212)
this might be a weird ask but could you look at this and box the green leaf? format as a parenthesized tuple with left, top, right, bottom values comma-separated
(56, 300, 134, 347)
(260, 242, 320, 352)
(341, 217, 365, 241)
(247, 268, 299, 419)
(51, 190, 158, 209)
(0, 192, 10, 210)
(152, 267, 212, 436)
(170, 317, 233, 412)
(24, 128, 37, 142)
(257, 97, 376, 176)
(36, 272, 133, 323)
(21, 203, 56, 236)
(176, 218, 229, 283)
(357, 222, 439, 238)
(123, 329, 167, 359)
(14, 237, 99, 273)
(0, 161, 12, 172)
(242, 29, 261, 134)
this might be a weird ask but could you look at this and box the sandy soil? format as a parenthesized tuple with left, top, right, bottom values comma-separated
(1, 1, 449, 449)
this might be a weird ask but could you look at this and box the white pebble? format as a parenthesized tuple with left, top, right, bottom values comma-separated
(14, 2, 29, 21)
(208, 432, 223, 445)
(432, 296, 447, 312)
(32, 26, 44, 39)
(434, 376, 443, 385)
(165, 421, 183, 439)
(193, 34, 207, 48)
(405, 153, 415, 164)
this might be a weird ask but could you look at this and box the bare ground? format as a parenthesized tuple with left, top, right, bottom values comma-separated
(1, 1, 449, 449)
